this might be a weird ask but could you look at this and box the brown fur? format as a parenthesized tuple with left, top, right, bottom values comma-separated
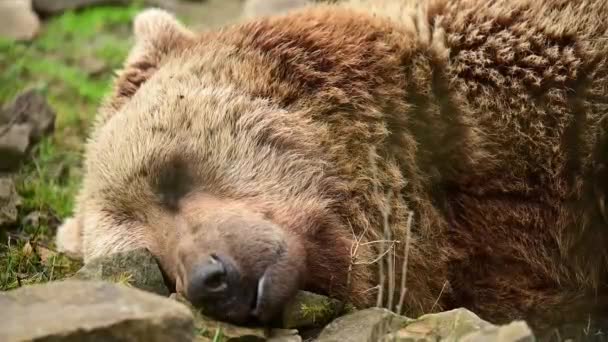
(57, 0, 608, 337)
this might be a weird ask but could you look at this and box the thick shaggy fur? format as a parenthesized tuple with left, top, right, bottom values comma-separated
(57, 0, 608, 336)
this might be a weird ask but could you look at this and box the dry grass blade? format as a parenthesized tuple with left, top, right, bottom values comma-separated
(347, 218, 370, 297)
(354, 240, 397, 265)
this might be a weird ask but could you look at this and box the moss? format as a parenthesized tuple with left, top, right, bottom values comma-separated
(300, 301, 335, 325)
(109, 272, 135, 287)
(282, 291, 344, 329)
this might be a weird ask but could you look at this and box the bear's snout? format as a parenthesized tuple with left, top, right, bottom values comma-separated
(169, 197, 308, 325)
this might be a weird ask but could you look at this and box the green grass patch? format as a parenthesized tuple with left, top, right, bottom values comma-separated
(0, 4, 142, 291)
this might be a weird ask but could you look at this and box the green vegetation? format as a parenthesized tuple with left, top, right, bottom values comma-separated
(300, 301, 335, 325)
(0, 4, 144, 291)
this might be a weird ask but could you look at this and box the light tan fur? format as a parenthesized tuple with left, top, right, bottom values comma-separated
(57, 0, 608, 337)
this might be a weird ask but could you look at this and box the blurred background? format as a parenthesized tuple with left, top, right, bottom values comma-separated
(0, 0, 313, 291)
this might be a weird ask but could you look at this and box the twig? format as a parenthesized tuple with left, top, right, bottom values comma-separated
(360, 239, 401, 246)
(384, 191, 395, 311)
(347, 219, 370, 296)
(396, 210, 414, 315)
(430, 280, 448, 312)
(354, 240, 397, 265)
(361, 284, 381, 294)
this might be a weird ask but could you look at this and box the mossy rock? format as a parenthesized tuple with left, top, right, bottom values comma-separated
(73, 247, 170, 296)
(385, 308, 535, 342)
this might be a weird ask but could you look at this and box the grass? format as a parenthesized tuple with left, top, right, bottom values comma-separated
(0, 4, 145, 291)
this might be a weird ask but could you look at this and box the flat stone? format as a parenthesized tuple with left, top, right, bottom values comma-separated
(73, 247, 170, 297)
(316, 307, 410, 342)
(0, 279, 194, 342)
(0, 0, 40, 41)
(0, 175, 21, 227)
(281, 290, 344, 329)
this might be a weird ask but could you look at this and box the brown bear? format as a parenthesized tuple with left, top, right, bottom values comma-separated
(56, 0, 608, 336)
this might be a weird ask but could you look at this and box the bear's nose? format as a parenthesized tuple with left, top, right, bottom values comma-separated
(185, 254, 253, 322)
(187, 254, 232, 301)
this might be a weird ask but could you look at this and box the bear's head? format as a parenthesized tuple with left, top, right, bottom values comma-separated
(56, 8, 358, 325)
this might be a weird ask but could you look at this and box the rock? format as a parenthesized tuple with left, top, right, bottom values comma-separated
(80, 56, 108, 76)
(0, 175, 21, 227)
(394, 308, 493, 340)
(73, 247, 170, 296)
(267, 329, 303, 342)
(461, 321, 535, 342)
(0, 88, 56, 171)
(2, 88, 56, 142)
(21, 210, 42, 227)
(0, 0, 40, 41)
(242, 0, 311, 19)
(316, 307, 410, 342)
(0, 280, 194, 342)
(281, 290, 344, 329)
(0, 123, 31, 171)
(384, 308, 535, 342)
(32, 0, 129, 15)
(21, 210, 56, 227)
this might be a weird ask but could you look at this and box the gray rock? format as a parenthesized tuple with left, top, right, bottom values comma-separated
(0, 279, 194, 342)
(393, 308, 493, 341)
(80, 56, 108, 76)
(316, 307, 410, 342)
(461, 321, 535, 342)
(2, 88, 56, 142)
(0, 88, 56, 171)
(73, 247, 170, 296)
(383, 308, 535, 342)
(0, 123, 31, 171)
(21, 210, 50, 228)
(32, 0, 129, 15)
(267, 329, 303, 342)
(0, 175, 21, 227)
(281, 290, 344, 329)
(0, 0, 40, 41)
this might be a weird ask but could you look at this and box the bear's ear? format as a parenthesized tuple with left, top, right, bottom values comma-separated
(109, 8, 195, 109)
